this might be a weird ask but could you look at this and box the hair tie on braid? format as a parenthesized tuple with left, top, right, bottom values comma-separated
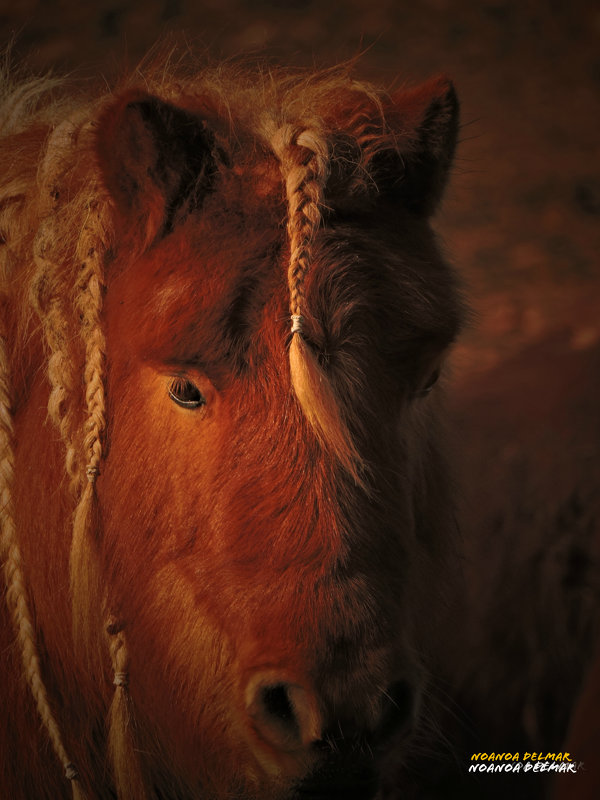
(290, 314, 304, 335)
(85, 464, 99, 483)
(113, 671, 128, 688)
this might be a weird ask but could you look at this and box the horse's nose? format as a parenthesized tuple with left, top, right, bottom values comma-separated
(245, 673, 417, 756)
(294, 682, 417, 800)
(294, 681, 417, 800)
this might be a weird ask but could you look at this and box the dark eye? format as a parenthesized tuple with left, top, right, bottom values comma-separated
(168, 377, 206, 409)
(414, 368, 440, 398)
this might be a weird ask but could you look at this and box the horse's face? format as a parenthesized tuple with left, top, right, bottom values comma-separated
(95, 79, 462, 798)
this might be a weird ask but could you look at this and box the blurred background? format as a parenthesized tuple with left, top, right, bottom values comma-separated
(2, 1, 599, 796)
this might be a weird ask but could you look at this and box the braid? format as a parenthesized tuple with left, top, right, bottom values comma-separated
(32, 120, 86, 492)
(31, 264, 81, 491)
(271, 123, 360, 479)
(276, 126, 330, 320)
(0, 334, 86, 799)
(106, 620, 149, 800)
(69, 194, 109, 656)
(76, 229, 107, 481)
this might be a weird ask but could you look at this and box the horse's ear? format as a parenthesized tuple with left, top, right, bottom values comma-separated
(378, 77, 459, 216)
(94, 92, 218, 245)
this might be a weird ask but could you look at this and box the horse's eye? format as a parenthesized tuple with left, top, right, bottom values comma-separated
(168, 377, 206, 409)
(415, 368, 440, 398)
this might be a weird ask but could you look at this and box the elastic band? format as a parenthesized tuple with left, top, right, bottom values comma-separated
(291, 314, 304, 335)
(85, 464, 99, 483)
(65, 763, 79, 781)
(113, 671, 128, 688)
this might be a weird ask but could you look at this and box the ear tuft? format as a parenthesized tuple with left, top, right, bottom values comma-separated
(95, 92, 218, 246)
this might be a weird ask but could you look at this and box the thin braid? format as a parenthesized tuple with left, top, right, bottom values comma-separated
(273, 125, 329, 319)
(32, 121, 85, 492)
(270, 123, 360, 480)
(46, 302, 80, 487)
(106, 620, 149, 800)
(69, 194, 109, 654)
(77, 254, 106, 481)
(0, 334, 86, 799)
(32, 273, 81, 490)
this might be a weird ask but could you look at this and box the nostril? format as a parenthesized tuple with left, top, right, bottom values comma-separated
(261, 684, 297, 728)
(245, 675, 321, 753)
(377, 680, 416, 743)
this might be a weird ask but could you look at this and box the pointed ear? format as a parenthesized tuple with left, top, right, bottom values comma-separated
(378, 77, 459, 215)
(94, 92, 218, 246)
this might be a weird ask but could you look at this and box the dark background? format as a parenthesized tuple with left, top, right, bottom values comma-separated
(2, 1, 599, 796)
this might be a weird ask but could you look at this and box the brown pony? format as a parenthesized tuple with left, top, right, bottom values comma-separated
(0, 59, 463, 800)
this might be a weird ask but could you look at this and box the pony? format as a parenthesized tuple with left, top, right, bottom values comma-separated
(0, 58, 464, 799)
